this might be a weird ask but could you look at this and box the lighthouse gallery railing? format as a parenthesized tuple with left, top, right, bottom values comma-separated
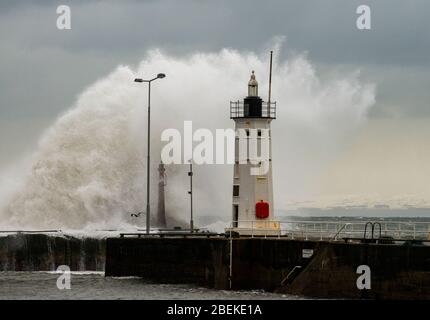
(230, 101, 276, 119)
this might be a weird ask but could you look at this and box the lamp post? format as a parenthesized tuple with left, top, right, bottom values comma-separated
(134, 73, 166, 235)
(188, 160, 194, 232)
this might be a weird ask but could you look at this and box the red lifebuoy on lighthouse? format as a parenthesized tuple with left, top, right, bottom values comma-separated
(255, 200, 269, 219)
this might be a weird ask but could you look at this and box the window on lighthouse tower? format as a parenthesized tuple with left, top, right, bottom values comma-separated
(248, 70, 258, 97)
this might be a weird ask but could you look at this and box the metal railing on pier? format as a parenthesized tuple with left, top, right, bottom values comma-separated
(227, 219, 430, 241)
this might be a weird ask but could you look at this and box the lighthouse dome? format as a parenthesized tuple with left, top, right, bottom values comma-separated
(248, 70, 258, 97)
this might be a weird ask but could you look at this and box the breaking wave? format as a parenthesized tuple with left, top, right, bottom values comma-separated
(0, 43, 375, 229)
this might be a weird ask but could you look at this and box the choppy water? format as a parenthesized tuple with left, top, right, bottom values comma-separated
(0, 272, 298, 300)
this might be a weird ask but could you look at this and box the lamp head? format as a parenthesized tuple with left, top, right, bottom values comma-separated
(134, 78, 143, 83)
(157, 73, 166, 79)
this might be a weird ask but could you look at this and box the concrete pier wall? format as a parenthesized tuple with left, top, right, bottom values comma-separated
(283, 241, 430, 299)
(1, 233, 429, 299)
(105, 237, 430, 299)
(105, 237, 230, 288)
(105, 237, 323, 289)
(0, 234, 105, 271)
(229, 238, 318, 290)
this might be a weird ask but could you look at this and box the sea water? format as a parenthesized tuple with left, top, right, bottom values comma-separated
(0, 272, 299, 300)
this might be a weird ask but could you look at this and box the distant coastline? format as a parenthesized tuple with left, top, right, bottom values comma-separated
(280, 207, 430, 218)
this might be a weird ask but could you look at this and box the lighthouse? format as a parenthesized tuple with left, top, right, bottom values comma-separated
(229, 57, 280, 235)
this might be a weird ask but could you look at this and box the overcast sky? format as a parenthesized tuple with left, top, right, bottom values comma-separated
(1, 0, 429, 166)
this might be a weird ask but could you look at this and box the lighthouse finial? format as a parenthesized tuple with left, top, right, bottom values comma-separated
(248, 70, 258, 96)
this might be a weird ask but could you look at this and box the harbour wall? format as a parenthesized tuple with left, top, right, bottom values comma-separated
(106, 237, 230, 288)
(1, 233, 429, 299)
(0, 234, 105, 271)
(105, 237, 430, 299)
(283, 241, 430, 299)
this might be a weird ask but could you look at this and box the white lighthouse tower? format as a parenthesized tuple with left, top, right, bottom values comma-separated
(228, 57, 280, 235)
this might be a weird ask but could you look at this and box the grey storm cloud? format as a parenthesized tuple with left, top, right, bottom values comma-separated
(0, 0, 430, 165)
(1, 0, 429, 65)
